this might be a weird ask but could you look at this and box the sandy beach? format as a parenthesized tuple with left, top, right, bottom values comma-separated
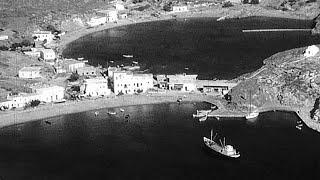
(0, 92, 222, 129)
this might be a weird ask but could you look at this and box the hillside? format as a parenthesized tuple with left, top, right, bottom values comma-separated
(228, 45, 320, 120)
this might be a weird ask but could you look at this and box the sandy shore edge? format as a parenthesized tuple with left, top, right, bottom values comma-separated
(0, 92, 219, 129)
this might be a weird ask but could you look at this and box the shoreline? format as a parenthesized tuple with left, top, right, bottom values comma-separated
(56, 4, 318, 56)
(0, 92, 219, 129)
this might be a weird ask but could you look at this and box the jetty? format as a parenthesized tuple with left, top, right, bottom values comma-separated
(242, 29, 312, 33)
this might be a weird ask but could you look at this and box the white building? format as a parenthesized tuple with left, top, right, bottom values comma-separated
(32, 30, 54, 43)
(6, 93, 40, 109)
(196, 80, 238, 95)
(24, 48, 41, 58)
(115, 3, 125, 10)
(40, 49, 56, 61)
(167, 74, 197, 92)
(108, 66, 122, 78)
(19, 66, 42, 79)
(96, 9, 118, 22)
(113, 71, 153, 95)
(0, 35, 9, 41)
(81, 78, 111, 97)
(87, 16, 107, 27)
(77, 66, 97, 76)
(32, 85, 65, 103)
(118, 13, 128, 19)
(61, 59, 85, 73)
(172, 5, 188, 13)
(304, 45, 319, 58)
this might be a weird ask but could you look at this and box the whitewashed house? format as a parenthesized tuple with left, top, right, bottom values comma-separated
(0, 35, 9, 41)
(32, 85, 65, 103)
(19, 67, 42, 79)
(304, 45, 319, 58)
(96, 9, 118, 22)
(196, 80, 238, 95)
(40, 49, 56, 62)
(87, 16, 107, 27)
(113, 71, 153, 95)
(172, 5, 188, 13)
(61, 59, 85, 73)
(32, 30, 54, 43)
(77, 66, 97, 76)
(6, 93, 40, 109)
(115, 3, 125, 10)
(81, 78, 111, 97)
(167, 74, 197, 92)
(24, 48, 41, 57)
(108, 66, 122, 78)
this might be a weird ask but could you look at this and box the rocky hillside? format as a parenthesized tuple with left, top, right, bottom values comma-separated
(228, 45, 320, 118)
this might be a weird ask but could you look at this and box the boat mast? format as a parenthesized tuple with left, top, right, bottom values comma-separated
(249, 90, 252, 114)
(223, 137, 226, 148)
(210, 129, 213, 140)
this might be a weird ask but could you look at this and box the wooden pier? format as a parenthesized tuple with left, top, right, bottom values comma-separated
(242, 29, 312, 33)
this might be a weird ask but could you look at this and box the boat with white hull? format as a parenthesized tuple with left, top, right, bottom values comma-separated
(203, 130, 240, 158)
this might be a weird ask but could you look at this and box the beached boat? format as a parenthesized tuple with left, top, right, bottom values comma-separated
(54, 99, 66, 104)
(108, 111, 116, 115)
(217, 16, 227, 22)
(120, 108, 125, 112)
(296, 125, 302, 130)
(132, 61, 138, 64)
(203, 130, 240, 158)
(246, 112, 259, 120)
(94, 111, 99, 116)
(123, 54, 133, 58)
(193, 109, 212, 118)
(199, 115, 207, 122)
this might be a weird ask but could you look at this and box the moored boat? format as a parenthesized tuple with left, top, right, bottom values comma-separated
(203, 130, 240, 158)
(123, 54, 133, 58)
(108, 111, 116, 115)
(199, 115, 207, 122)
(245, 112, 259, 120)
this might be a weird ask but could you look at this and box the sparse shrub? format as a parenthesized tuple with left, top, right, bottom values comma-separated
(222, 1, 233, 8)
(68, 72, 79, 82)
(250, 0, 259, 4)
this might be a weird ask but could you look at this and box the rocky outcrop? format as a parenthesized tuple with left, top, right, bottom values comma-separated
(227, 45, 320, 121)
(312, 14, 320, 35)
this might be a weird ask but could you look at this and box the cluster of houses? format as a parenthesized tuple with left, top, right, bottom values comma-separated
(87, 2, 128, 27)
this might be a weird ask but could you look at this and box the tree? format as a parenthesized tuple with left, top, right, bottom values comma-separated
(30, 100, 41, 107)
(68, 73, 79, 82)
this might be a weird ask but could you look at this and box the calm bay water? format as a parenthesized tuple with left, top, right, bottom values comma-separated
(63, 17, 320, 79)
(1, 17, 320, 179)
(0, 102, 319, 179)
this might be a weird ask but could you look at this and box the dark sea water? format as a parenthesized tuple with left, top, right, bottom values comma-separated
(63, 17, 320, 79)
(0, 102, 320, 180)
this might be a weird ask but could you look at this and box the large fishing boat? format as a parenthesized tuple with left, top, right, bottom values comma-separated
(123, 54, 133, 58)
(203, 130, 240, 158)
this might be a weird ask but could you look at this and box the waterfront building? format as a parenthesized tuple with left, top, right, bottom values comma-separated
(118, 13, 128, 19)
(32, 85, 65, 103)
(304, 45, 319, 58)
(87, 16, 107, 27)
(77, 66, 97, 76)
(96, 9, 118, 22)
(115, 3, 125, 10)
(18, 66, 42, 79)
(0, 98, 14, 110)
(23, 48, 41, 58)
(167, 74, 197, 92)
(228, 0, 242, 4)
(6, 93, 40, 109)
(0, 35, 9, 41)
(107, 66, 122, 79)
(40, 49, 56, 65)
(60, 59, 85, 73)
(155, 75, 168, 89)
(113, 71, 153, 95)
(81, 77, 111, 97)
(196, 80, 238, 95)
(172, 5, 188, 13)
(32, 30, 54, 43)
